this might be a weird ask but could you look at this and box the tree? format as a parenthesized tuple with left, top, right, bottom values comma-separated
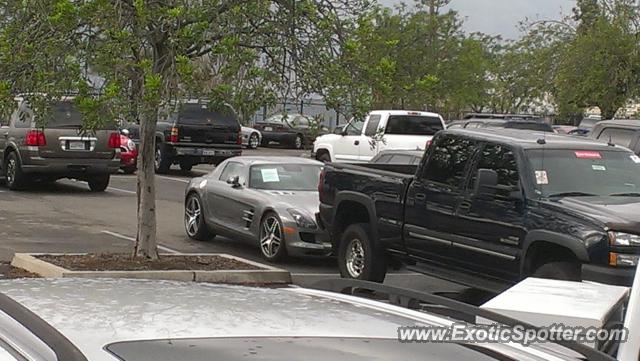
(1, 0, 368, 259)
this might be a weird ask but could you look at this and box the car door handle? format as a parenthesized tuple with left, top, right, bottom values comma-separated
(458, 201, 472, 211)
(2, 132, 7, 137)
(354, 140, 360, 145)
(415, 193, 426, 201)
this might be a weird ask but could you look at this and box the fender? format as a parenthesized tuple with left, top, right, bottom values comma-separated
(3, 142, 23, 165)
(333, 191, 379, 245)
(521, 230, 590, 274)
(313, 142, 334, 161)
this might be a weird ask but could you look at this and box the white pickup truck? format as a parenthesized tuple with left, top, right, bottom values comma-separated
(312, 110, 445, 163)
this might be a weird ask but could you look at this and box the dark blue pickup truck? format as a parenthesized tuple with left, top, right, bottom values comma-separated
(318, 129, 640, 291)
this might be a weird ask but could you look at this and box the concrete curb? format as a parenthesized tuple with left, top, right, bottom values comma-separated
(11, 253, 291, 284)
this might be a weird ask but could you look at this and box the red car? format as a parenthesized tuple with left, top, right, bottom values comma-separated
(119, 133, 138, 174)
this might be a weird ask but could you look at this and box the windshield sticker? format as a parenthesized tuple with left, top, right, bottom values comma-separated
(260, 168, 280, 183)
(575, 151, 602, 159)
(535, 170, 549, 185)
(592, 165, 606, 171)
(631, 155, 640, 164)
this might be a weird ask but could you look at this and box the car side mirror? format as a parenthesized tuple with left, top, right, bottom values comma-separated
(333, 127, 344, 135)
(226, 175, 241, 188)
(474, 169, 498, 196)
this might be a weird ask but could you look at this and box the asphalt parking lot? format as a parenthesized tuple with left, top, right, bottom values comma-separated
(0, 146, 461, 292)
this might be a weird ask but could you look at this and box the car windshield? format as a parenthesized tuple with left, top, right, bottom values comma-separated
(526, 149, 640, 197)
(249, 164, 322, 191)
(106, 337, 506, 361)
(385, 115, 443, 135)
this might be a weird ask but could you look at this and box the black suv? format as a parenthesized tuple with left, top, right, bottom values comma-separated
(125, 103, 242, 173)
(319, 129, 640, 290)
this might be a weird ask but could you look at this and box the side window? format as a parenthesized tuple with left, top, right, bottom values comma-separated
(364, 115, 382, 137)
(295, 116, 309, 128)
(598, 127, 636, 147)
(345, 119, 364, 136)
(422, 136, 477, 188)
(219, 162, 244, 181)
(471, 143, 520, 195)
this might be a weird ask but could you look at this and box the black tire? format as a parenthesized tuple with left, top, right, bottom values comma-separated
(4, 152, 28, 190)
(179, 161, 193, 172)
(259, 212, 288, 262)
(155, 143, 172, 174)
(184, 193, 216, 241)
(533, 261, 581, 281)
(122, 166, 136, 175)
(317, 151, 331, 163)
(88, 174, 110, 192)
(293, 134, 304, 149)
(338, 223, 387, 282)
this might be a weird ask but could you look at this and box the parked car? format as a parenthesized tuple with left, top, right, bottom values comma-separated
(123, 102, 242, 174)
(118, 131, 137, 174)
(253, 113, 318, 149)
(553, 125, 578, 134)
(241, 126, 262, 149)
(370, 149, 424, 165)
(318, 128, 640, 290)
(184, 156, 329, 261)
(448, 116, 554, 133)
(578, 115, 602, 133)
(590, 119, 640, 156)
(0, 278, 611, 361)
(313, 110, 445, 163)
(0, 97, 120, 191)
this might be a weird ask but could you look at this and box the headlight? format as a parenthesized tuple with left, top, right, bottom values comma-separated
(287, 209, 317, 229)
(609, 252, 639, 267)
(609, 232, 640, 246)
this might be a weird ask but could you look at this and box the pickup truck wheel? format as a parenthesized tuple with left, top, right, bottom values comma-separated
(5, 152, 28, 190)
(88, 175, 110, 192)
(155, 144, 172, 174)
(533, 261, 581, 281)
(317, 152, 331, 163)
(179, 161, 193, 172)
(184, 193, 216, 241)
(338, 223, 387, 282)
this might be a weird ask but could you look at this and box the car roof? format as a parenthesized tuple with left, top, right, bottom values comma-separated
(369, 110, 442, 118)
(593, 119, 640, 129)
(444, 128, 630, 151)
(223, 156, 322, 166)
(463, 113, 538, 120)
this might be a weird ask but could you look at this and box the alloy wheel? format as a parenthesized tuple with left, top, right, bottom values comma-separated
(294, 135, 302, 149)
(260, 216, 282, 258)
(345, 238, 365, 278)
(155, 147, 162, 170)
(249, 133, 259, 149)
(6, 158, 16, 186)
(184, 196, 202, 237)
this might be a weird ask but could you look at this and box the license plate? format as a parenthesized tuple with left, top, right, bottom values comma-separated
(202, 149, 216, 156)
(69, 141, 86, 150)
(264, 127, 273, 132)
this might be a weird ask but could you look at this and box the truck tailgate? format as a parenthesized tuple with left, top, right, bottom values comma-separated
(38, 128, 115, 159)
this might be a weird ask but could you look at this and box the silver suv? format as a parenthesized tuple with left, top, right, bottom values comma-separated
(0, 97, 121, 191)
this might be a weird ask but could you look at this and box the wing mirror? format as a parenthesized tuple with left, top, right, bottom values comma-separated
(226, 175, 242, 188)
(333, 126, 344, 135)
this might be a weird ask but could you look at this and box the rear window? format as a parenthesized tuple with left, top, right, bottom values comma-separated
(106, 337, 507, 361)
(177, 104, 238, 127)
(47, 102, 84, 127)
(385, 115, 443, 136)
(597, 127, 637, 148)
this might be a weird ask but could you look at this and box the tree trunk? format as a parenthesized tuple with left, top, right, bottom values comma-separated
(134, 110, 159, 260)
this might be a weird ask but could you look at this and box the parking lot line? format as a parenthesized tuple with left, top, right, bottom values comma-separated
(101, 230, 182, 254)
(157, 176, 190, 184)
(107, 187, 137, 195)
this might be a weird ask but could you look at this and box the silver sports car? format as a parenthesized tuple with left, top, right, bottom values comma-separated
(184, 156, 330, 261)
(241, 126, 261, 149)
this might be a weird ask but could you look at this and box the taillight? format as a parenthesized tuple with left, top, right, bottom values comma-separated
(237, 132, 242, 145)
(108, 132, 121, 148)
(168, 127, 179, 143)
(25, 130, 46, 146)
(318, 168, 325, 195)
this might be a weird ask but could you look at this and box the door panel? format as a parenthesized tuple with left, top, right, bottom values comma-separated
(454, 143, 525, 280)
(333, 119, 364, 162)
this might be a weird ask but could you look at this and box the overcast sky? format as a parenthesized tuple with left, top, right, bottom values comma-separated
(378, 0, 576, 39)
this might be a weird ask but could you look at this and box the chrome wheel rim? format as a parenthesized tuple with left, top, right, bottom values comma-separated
(6, 158, 16, 185)
(260, 216, 282, 258)
(184, 196, 202, 237)
(249, 134, 259, 148)
(346, 238, 365, 278)
(155, 147, 161, 169)
(295, 136, 302, 149)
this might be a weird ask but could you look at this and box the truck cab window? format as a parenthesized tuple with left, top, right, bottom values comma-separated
(470, 143, 520, 196)
(422, 136, 477, 188)
(344, 119, 364, 136)
(364, 115, 381, 136)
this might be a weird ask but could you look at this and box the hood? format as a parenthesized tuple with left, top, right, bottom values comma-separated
(544, 196, 640, 232)
(259, 190, 320, 216)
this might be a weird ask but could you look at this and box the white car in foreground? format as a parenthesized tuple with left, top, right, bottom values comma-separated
(313, 110, 445, 163)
